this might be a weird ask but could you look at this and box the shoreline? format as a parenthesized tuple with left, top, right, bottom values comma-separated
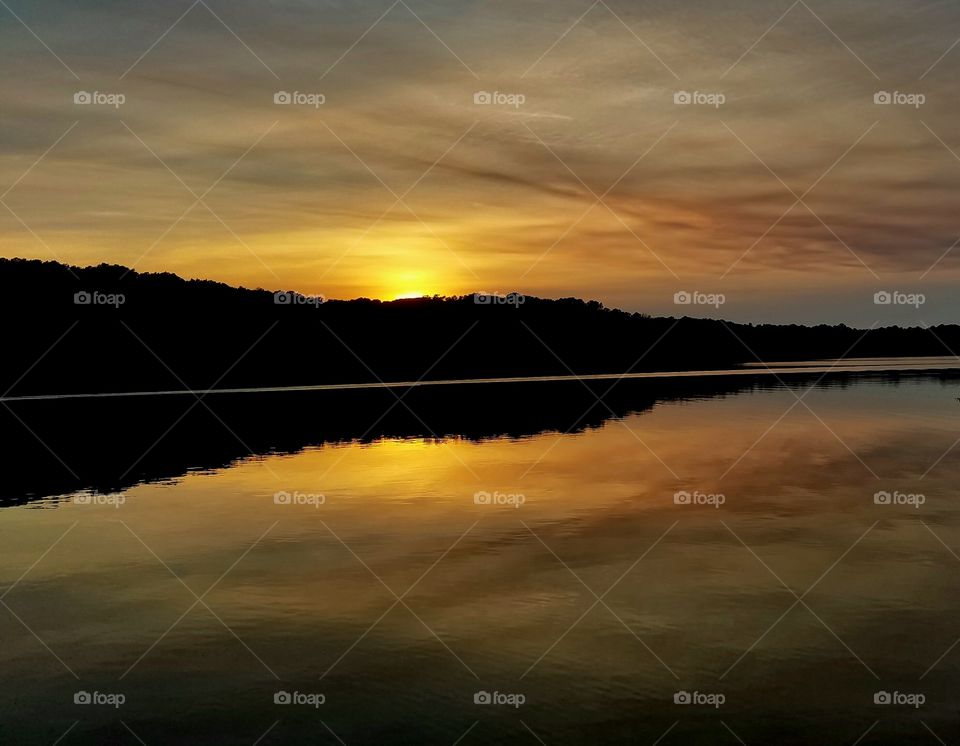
(3, 357, 960, 403)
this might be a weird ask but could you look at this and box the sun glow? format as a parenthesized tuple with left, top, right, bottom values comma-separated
(383, 270, 438, 300)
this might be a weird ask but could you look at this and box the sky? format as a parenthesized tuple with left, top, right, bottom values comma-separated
(1, 0, 960, 324)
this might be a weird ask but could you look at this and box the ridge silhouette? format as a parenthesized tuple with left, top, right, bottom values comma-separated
(1, 257, 957, 397)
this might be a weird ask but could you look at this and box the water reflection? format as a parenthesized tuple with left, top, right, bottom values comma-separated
(4, 361, 960, 506)
(2, 369, 960, 743)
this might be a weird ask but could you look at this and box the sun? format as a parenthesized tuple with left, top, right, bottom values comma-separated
(383, 270, 437, 300)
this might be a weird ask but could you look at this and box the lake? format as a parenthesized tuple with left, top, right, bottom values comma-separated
(3, 359, 960, 744)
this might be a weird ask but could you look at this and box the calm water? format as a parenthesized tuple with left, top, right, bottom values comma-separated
(4, 363, 960, 744)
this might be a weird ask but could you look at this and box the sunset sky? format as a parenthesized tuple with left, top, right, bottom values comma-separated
(2, 0, 960, 323)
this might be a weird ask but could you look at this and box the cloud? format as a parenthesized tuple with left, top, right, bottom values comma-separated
(2, 0, 960, 321)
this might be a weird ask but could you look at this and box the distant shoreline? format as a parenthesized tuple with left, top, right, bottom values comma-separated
(5, 260, 960, 400)
(4, 356, 958, 403)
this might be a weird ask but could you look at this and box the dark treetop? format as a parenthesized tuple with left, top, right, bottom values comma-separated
(2, 258, 957, 397)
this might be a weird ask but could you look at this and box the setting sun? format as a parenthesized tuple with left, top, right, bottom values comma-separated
(383, 270, 438, 300)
